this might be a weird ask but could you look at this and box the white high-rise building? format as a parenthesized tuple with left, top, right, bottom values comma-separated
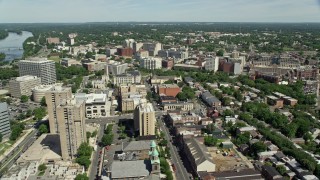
(204, 57, 219, 72)
(18, 58, 56, 85)
(140, 57, 162, 70)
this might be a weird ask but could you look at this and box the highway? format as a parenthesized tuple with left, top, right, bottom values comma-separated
(0, 129, 38, 176)
(158, 116, 190, 180)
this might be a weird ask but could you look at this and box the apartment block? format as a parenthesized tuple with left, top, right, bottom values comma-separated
(204, 57, 219, 72)
(0, 103, 11, 137)
(140, 57, 162, 70)
(134, 103, 156, 137)
(9, 76, 41, 98)
(45, 86, 72, 134)
(18, 58, 56, 85)
(56, 99, 86, 160)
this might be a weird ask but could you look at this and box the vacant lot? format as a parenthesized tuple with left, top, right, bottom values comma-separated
(208, 147, 250, 172)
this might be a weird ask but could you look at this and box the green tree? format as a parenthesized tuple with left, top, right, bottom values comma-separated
(101, 134, 113, 146)
(76, 156, 91, 170)
(0, 133, 2, 142)
(33, 107, 47, 121)
(40, 96, 47, 106)
(91, 130, 98, 137)
(216, 49, 224, 56)
(251, 141, 267, 156)
(303, 132, 313, 142)
(26, 109, 33, 117)
(75, 173, 89, 180)
(38, 124, 48, 135)
(204, 136, 218, 146)
(0, 53, 6, 61)
(276, 165, 287, 175)
(159, 139, 168, 146)
(20, 95, 29, 103)
(38, 164, 47, 172)
(77, 143, 93, 157)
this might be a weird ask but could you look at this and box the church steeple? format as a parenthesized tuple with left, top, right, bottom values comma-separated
(149, 140, 160, 173)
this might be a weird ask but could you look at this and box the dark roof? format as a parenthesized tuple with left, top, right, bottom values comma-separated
(199, 169, 263, 180)
(262, 165, 282, 177)
(274, 152, 286, 160)
(128, 71, 141, 76)
(184, 138, 214, 166)
(184, 77, 194, 82)
(160, 96, 177, 101)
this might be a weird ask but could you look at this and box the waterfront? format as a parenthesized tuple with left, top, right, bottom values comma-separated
(0, 31, 33, 61)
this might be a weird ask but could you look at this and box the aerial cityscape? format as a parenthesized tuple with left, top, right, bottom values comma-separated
(0, 1, 320, 180)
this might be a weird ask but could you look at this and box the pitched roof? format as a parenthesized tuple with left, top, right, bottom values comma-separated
(185, 138, 215, 166)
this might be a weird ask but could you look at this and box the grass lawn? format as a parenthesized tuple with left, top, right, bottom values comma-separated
(48, 56, 61, 62)
(38, 171, 45, 176)
(0, 142, 13, 155)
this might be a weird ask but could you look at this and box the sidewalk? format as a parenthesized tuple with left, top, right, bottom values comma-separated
(0, 128, 34, 162)
(167, 159, 177, 180)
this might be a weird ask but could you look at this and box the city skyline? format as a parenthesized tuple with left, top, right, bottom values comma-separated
(0, 0, 319, 23)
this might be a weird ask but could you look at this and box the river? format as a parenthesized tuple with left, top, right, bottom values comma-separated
(0, 31, 33, 61)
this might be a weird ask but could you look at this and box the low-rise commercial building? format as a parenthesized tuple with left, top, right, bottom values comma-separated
(163, 102, 194, 111)
(9, 76, 41, 98)
(201, 91, 221, 109)
(181, 137, 216, 176)
(266, 95, 284, 108)
(167, 111, 201, 126)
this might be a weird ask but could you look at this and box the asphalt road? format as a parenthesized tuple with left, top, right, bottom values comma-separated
(158, 116, 190, 180)
(89, 124, 105, 180)
(0, 129, 38, 176)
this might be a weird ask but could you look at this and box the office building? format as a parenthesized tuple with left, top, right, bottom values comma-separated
(134, 103, 156, 137)
(140, 57, 162, 70)
(0, 103, 11, 137)
(45, 86, 72, 134)
(18, 58, 56, 85)
(9, 76, 41, 98)
(108, 62, 128, 75)
(75, 93, 111, 118)
(56, 99, 86, 160)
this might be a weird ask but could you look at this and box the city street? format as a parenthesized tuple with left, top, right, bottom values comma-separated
(158, 116, 190, 180)
(0, 129, 38, 175)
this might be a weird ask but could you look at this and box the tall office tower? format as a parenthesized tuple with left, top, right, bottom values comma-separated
(103, 59, 109, 82)
(45, 86, 72, 134)
(56, 99, 86, 160)
(134, 103, 156, 136)
(0, 103, 11, 138)
(18, 58, 57, 85)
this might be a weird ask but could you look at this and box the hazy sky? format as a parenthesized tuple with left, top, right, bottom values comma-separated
(0, 0, 319, 23)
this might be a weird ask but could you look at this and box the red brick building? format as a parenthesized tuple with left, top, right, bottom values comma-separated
(117, 47, 133, 57)
(157, 84, 180, 97)
(162, 59, 174, 69)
